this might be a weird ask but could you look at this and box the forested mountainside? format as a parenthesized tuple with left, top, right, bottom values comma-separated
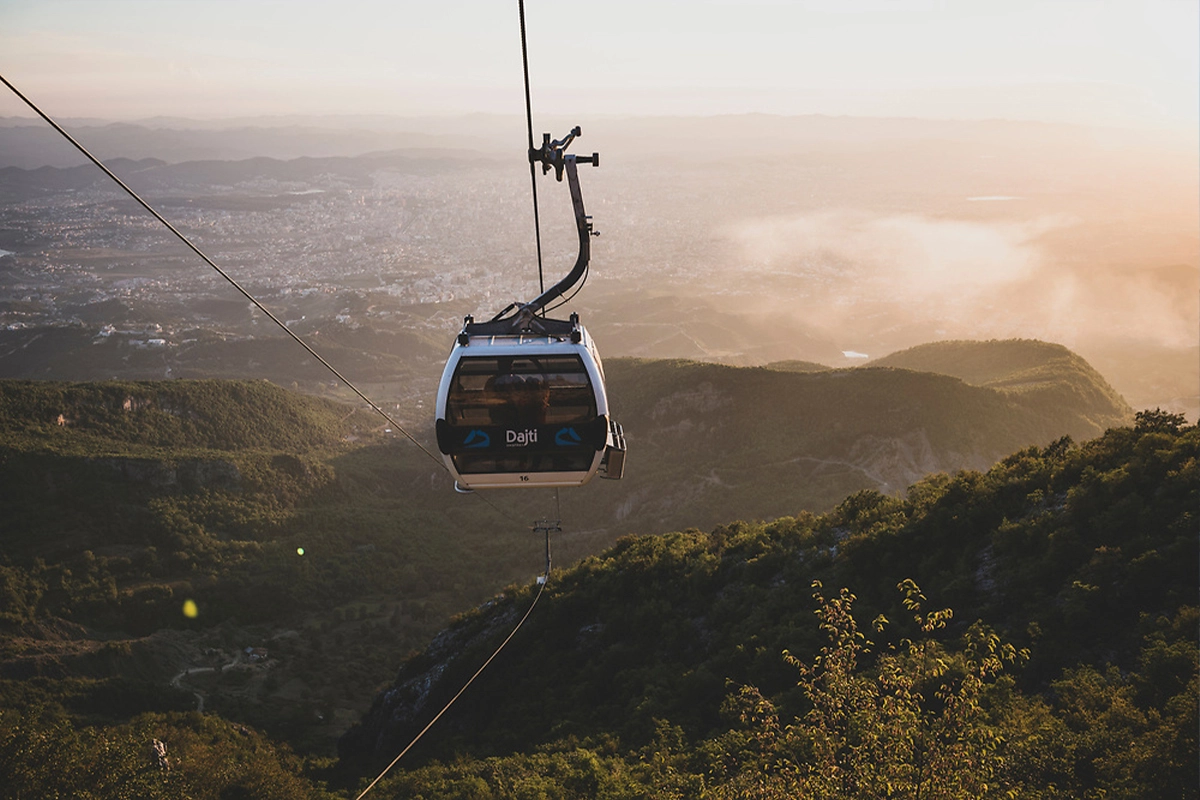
(0, 340, 1133, 645)
(589, 342, 1130, 534)
(871, 338, 1131, 427)
(0, 340, 1134, 553)
(340, 410, 1195, 799)
(0, 345, 1171, 798)
(0, 378, 530, 760)
(3, 411, 1191, 798)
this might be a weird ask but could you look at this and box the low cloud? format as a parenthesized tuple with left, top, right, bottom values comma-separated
(722, 210, 1196, 351)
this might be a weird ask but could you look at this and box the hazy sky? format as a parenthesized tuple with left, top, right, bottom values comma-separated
(1, 0, 1196, 129)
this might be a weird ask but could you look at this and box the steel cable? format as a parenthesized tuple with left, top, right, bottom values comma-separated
(519, 0, 547, 303)
(0, 71, 446, 470)
(353, 576, 547, 799)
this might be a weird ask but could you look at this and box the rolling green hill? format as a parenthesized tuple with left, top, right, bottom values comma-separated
(567, 347, 1131, 539)
(762, 358, 832, 373)
(871, 339, 1132, 429)
(0, 336, 1133, 554)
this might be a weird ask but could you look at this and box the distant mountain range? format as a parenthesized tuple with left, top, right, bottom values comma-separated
(0, 116, 509, 170)
(0, 150, 500, 203)
(4, 112, 1193, 170)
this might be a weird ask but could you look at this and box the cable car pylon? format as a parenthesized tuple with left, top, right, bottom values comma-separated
(532, 516, 559, 584)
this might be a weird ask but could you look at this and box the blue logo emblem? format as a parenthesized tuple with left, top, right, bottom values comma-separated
(555, 427, 582, 446)
(463, 429, 490, 449)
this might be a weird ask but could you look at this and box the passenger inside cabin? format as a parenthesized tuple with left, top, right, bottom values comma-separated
(488, 368, 549, 427)
(515, 375, 549, 425)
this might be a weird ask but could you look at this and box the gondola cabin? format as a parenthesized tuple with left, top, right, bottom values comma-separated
(434, 125, 624, 490)
(435, 314, 625, 490)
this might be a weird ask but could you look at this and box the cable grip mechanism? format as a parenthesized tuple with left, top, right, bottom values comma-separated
(530, 125, 599, 181)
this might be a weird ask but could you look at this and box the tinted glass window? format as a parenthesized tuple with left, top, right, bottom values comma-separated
(446, 355, 596, 428)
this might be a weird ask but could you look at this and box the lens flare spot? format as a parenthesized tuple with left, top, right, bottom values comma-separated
(296, 547, 305, 556)
(182, 599, 199, 619)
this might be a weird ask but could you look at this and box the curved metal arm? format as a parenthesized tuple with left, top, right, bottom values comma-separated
(471, 126, 599, 334)
(524, 155, 595, 316)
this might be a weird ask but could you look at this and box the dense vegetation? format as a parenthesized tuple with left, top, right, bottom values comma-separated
(333, 409, 1196, 798)
(0, 373, 1186, 798)
(0, 379, 521, 758)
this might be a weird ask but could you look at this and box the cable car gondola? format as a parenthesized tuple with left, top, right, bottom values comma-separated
(434, 128, 625, 490)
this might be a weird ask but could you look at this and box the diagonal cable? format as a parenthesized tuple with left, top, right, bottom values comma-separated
(353, 577, 547, 799)
(1, 74, 544, 531)
(0, 72, 446, 469)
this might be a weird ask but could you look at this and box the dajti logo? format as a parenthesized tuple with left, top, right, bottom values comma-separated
(463, 429, 490, 449)
(555, 427, 582, 446)
(506, 428, 538, 446)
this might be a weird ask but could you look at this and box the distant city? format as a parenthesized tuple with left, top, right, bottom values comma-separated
(0, 115, 1196, 420)
(1, 168, 546, 337)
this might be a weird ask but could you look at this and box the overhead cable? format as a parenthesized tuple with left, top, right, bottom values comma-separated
(0, 72, 445, 470)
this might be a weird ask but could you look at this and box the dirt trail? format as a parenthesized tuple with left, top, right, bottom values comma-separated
(170, 656, 241, 713)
